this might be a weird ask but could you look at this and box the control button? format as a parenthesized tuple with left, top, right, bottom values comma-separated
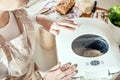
(101, 60, 104, 64)
(90, 60, 100, 66)
(86, 62, 89, 66)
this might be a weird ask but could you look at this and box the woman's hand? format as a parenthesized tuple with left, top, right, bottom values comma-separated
(36, 15, 78, 35)
(49, 19, 78, 35)
(43, 62, 78, 80)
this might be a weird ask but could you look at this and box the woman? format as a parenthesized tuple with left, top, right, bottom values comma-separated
(0, 0, 78, 80)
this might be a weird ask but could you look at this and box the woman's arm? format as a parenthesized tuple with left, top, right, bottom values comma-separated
(36, 15, 53, 31)
(35, 15, 78, 35)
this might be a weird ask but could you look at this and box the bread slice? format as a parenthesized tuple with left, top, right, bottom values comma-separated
(55, 0, 75, 15)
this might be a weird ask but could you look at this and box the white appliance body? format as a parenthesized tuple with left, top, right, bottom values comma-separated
(56, 18, 120, 80)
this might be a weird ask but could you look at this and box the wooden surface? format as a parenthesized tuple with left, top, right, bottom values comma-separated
(81, 7, 108, 17)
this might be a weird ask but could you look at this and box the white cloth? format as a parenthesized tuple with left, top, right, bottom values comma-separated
(0, 12, 29, 79)
(0, 12, 20, 41)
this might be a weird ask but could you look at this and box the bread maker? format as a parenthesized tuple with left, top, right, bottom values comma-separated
(56, 18, 120, 80)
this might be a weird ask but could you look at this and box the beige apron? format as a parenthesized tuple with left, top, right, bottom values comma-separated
(0, 9, 41, 80)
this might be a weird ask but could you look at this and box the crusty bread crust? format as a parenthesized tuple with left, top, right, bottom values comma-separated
(55, 0, 75, 15)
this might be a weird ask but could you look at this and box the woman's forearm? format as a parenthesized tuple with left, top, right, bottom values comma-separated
(35, 15, 53, 31)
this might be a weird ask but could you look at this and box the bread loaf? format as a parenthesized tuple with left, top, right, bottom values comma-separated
(55, 0, 75, 15)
